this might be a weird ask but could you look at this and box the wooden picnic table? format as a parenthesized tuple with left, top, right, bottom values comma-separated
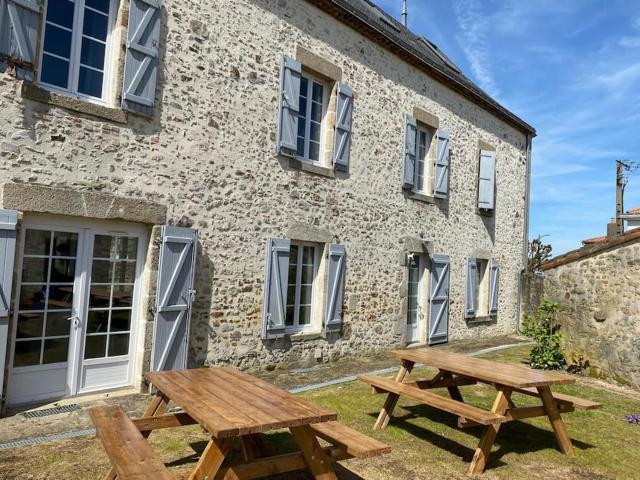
(90, 367, 390, 480)
(360, 348, 602, 476)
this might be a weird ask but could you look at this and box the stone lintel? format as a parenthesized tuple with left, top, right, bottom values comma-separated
(413, 107, 439, 129)
(471, 249, 492, 260)
(296, 45, 342, 82)
(399, 236, 433, 265)
(478, 140, 496, 152)
(286, 222, 334, 243)
(1, 183, 167, 225)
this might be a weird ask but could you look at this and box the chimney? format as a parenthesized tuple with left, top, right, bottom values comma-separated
(402, 0, 408, 27)
(607, 220, 618, 239)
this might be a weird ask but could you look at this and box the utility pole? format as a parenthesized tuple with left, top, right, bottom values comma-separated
(402, 0, 408, 27)
(616, 160, 630, 236)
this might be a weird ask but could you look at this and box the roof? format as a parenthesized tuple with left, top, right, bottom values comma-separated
(543, 229, 640, 271)
(581, 236, 607, 246)
(626, 207, 640, 215)
(305, 0, 536, 136)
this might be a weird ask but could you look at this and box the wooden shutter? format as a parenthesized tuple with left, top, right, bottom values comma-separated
(325, 243, 346, 332)
(262, 237, 290, 338)
(276, 55, 301, 156)
(402, 115, 418, 189)
(434, 129, 451, 199)
(465, 257, 477, 319)
(428, 254, 449, 345)
(478, 150, 496, 210)
(0, 209, 18, 401)
(489, 259, 499, 314)
(151, 226, 197, 372)
(122, 0, 162, 116)
(333, 83, 353, 172)
(0, 0, 41, 81)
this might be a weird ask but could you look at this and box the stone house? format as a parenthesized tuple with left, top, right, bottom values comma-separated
(0, 0, 535, 409)
(542, 229, 640, 389)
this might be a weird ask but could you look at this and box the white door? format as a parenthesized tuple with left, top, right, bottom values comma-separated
(406, 255, 422, 344)
(6, 217, 147, 406)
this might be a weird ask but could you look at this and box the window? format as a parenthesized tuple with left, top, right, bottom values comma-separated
(285, 243, 319, 332)
(415, 125, 434, 194)
(474, 259, 490, 316)
(406, 254, 424, 343)
(296, 74, 329, 163)
(39, 0, 117, 102)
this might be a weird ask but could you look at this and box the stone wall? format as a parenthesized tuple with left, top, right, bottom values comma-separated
(0, 0, 530, 372)
(544, 241, 640, 389)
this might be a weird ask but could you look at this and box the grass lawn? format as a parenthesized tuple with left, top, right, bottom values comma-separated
(1, 345, 639, 479)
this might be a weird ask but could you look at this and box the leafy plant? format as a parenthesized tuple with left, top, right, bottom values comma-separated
(567, 350, 591, 374)
(527, 236, 553, 273)
(521, 301, 566, 370)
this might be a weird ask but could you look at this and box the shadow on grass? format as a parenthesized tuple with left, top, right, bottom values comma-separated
(165, 432, 365, 479)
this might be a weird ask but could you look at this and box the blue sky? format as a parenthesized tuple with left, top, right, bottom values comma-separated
(374, 0, 640, 255)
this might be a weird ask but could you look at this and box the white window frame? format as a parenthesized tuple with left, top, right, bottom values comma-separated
(37, 0, 119, 105)
(414, 124, 435, 195)
(406, 253, 425, 344)
(296, 72, 330, 164)
(285, 242, 320, 334)
(474, 258, 490, 316)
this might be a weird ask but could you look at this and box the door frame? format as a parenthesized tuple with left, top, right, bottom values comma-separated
(406, 254, 426, 344)
(6, 214, 149, 405)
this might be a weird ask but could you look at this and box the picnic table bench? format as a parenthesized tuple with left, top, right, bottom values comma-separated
(359, 348, 602, 476)
(90, 367, 390, 480)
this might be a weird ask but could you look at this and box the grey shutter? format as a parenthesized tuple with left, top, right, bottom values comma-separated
(434, 129, 451, 199)
(402, 115, 418, 189)
(428, 254, 449, 345)
(0, 210, 18, 399)
(478, 150, 496, 210)
(275, 55, 301, 156)
(489, 259, 499, 315)
(465, 257, 477, 319)
(333, 83, 353, 172)
(121, 0, 162, 116)
(325, 243, 346, 332)
(151, 226, 197, 372)
(0, 0, 41, 81)
(262, 237, 290, 338)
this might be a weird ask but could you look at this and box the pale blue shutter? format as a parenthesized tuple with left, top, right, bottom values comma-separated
(434, 129, 451, 199)
(489, 259, 499, 314)
(0, 209, 18, 402)
(478, 150, 496, 210)
(402, 115, 417, 189)
(465, 257, 477, 319)
(325, 243, 346, 332)
(428, 255, 449, 345)
(122, 0, 162, 116)
(262, 237, 290, 338)
(276, 55, 301, 156)
(0, 0, 41, 81)
(333, 83, 353, 172)
(152, 226, 197, 371)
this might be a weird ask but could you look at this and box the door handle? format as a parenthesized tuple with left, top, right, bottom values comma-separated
(67, 315, 80, 328)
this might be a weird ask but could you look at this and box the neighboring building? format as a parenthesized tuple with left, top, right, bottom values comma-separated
(0, 0, 534, 408)
(624, 207, 640, 230)
(542, 229, 640, 389)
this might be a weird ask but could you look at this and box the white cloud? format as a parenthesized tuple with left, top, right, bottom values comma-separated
(619, 36, 640, 48)
(595, 62, 640, 90)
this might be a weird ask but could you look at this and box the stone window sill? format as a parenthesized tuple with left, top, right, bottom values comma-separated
(288, 331, 325, 342)
(467, 315, 495, 324)
(405, 190, 437, 204)
(21, 83, 128, 124)
(288, 158, 336, 178)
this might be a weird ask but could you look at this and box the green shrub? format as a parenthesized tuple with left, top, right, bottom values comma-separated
(521, 301, 566, 370)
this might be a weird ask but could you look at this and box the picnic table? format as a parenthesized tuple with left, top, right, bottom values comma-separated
(90, 367, 390, 480)
(360, 348, 602, 476)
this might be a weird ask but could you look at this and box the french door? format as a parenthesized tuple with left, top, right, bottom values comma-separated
(406, 255, 423, 344)
(6, 217, 147, 406)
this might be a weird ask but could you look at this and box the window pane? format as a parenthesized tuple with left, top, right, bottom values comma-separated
(89, 285, 111, 308)
(300, 77, 308, 95)
(50, 259, 76, 283)
(310, 100, 322, 123)
(82, 8, 108, 40)
(16, 313, 44, 339)
(24, 230, 51, 256)
(45, 311, 71, 337)
(115, 237, 138, 260)
(110, 310, 131, 332)
(53, 232, 78, 257)
(108, 334, 129, 357)
(86, 0, 110, 14)
(113, 261, 136, 284)
(285, 305, 294, 326)
(43, 24, 73, 58)
(80, 36, 106, 69)
(48, 285, 73, 310)
(309, 122, 321, 143)
(308, 141, 320, 161)
(302, 246, 314, 264)
(19, 285, 46, 311)
(92, 260, 112, 283)
(311, 82, 323, 102)
(78, 66, 104, 98)
(14, 340, 41, 367)
(41, 54, 70, 88)
(43, 338, 69, 364)
(112, 285, 133, 308)
(46, 0, 75, 28)
(22, 257, 49, 283)
(296, 137, 305, 158)
(300, 265, 314, 285)
(300, 284, 313, 305)
(298, 305, 311, 325)
(93, 235, 113, 258)
(84, 335, 106, 359)
(87, 310, 109, 333)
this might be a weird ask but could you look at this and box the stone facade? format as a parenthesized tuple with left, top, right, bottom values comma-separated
(0, 0, 531, 384)
(543, 240, 640, 389)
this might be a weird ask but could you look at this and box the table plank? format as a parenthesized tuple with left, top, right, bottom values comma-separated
(390, 349, 574, 388)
